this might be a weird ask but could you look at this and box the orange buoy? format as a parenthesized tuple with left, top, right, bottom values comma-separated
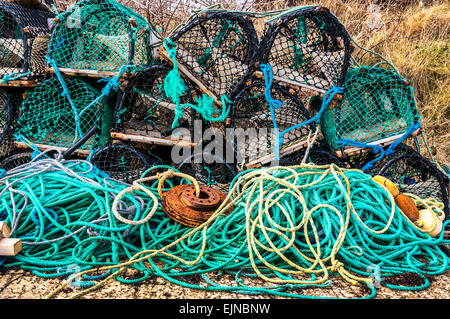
(395, 194, 419, 222)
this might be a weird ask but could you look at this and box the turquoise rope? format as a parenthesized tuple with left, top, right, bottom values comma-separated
(1, 161, 448, 299)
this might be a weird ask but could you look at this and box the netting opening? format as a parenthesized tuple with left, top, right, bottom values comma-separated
(47, 0, 156, 72)
(0, 90, 13, 144)
(321, 66, 421, 151)
(16, 76, 107, 149)
(259, 6, 352, 91)
(378, 150, 449, 218)
(0, 151, 32, 171)
(231, 81, 313, 164)
(90, 144, 152, 183)
(170, 10, 258, 99)
(114, 63, 195, 139)
(177, 151, 237, 193)
(0, 1, 54, 79)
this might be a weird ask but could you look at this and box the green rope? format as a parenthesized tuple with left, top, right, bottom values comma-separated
(162, 39, 232, 129)
(1, 158, 447, 299)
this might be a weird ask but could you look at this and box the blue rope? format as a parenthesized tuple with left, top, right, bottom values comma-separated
(46, 57, 82, 139)
(260, 64, 284, 160)
(260, 64, 343, 161)
(338, 123, 422, 172)
(384, 123, 422, 157)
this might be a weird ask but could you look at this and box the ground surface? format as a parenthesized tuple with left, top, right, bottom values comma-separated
(0, 267, 448, 299)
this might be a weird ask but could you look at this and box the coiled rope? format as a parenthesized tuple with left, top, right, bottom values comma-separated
(1, 161, 439, 299)
(0, 152, 447, 298)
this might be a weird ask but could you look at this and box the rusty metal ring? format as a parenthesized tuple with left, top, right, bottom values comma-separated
(161, 184, 233, 228)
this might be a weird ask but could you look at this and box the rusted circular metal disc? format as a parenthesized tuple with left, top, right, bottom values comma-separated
(161, 184, 232, 228)
(181, 185, 221, 211)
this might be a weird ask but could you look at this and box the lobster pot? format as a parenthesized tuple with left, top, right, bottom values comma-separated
(0, 1, 54, 80)
(17, 77, 107, 150)
(377, 148, 449, 218)
(176, 151, 237, 193)
(169, 10, 258, 99)
(259, 6, 352, 92)
(47, 0, 157, 73)
(321, 67, 421, 152)
(231, 81, 314, 166)
(90, 144, 154, 183)
(114, 63, 195, 139)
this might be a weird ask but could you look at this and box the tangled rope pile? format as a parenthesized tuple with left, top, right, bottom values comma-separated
(0, 155, 448, 299)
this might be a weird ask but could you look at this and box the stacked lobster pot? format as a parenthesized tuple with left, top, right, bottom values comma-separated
(0, 0, 165, 178)
(0, 2, 446, 220)
(159, 5, 448, 219)
(0, 0, 55, 157)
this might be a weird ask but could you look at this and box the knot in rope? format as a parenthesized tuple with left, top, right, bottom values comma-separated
(260, 64, 284, 110)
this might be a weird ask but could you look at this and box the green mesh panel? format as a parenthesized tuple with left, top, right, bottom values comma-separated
(321, 66, 421, 151)
(47, 0, 156, 72)
(17, 77, 107, 150)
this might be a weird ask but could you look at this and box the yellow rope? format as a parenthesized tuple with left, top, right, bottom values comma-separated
(47, 163, 416, 298)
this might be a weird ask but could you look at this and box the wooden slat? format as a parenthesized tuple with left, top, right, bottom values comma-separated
(245, 136, 310, 169)
(0, 222, 10, 239)
(336, 128, 422, 157)
(254, 70, 327, 95)
(15, 141, 91, 157)
(45, 67, 129, 79)
(0, 238, 22, 256)
(111, 132, 196, 147)
(0, 80, 38, 88)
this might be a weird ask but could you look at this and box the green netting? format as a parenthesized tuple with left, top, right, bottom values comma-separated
(47, 0, 157, 72)
(16, 76, 108, 150)
(321, 66, 421, 151)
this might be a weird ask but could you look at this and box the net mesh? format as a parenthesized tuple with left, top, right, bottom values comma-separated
(169, 10, 258, 99)
(47, 0, 156, 72)
(176, 151, 237, 193)
(114, 63, 195, 139)
(0, 151, 32, 171)
(277, 144, 347, 168)
(0, 1, 54, 80)
(377, 148, 449, 218)
(231, 81, 313, 165)
(0, 89, 13, 145)
(0, 89, 24, 157)
(260, 6, 352, 91)
(16, 76, 107, 150)
(90, 143, 153, 183)
(321, 66, 421, 151)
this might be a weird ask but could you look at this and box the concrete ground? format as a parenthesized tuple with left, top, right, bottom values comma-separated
(0, 267, 448, 299)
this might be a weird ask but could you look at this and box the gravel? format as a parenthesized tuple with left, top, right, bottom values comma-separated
(0, 267, 448, 299)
